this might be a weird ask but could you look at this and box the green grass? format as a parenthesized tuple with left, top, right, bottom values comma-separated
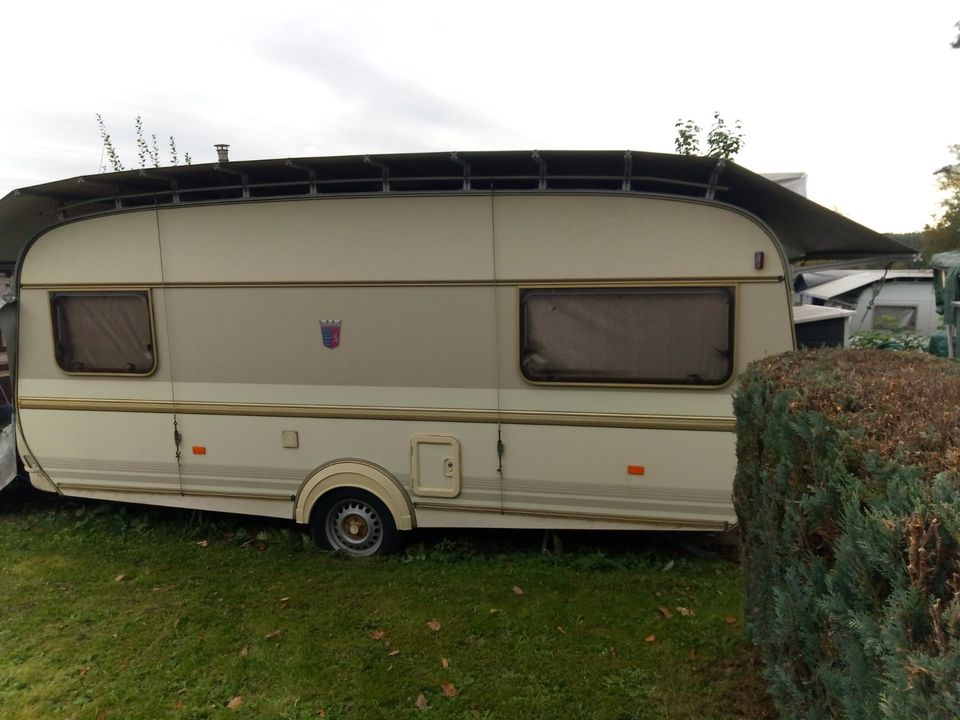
(0, 482, 773, 720)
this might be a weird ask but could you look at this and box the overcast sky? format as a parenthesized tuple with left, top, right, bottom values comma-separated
(2, 1, 958, 233)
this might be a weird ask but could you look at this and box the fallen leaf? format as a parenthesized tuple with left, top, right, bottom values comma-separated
(79, 666, 91, 676)
(114, 574, 129, 583)
(226, 696, 243, 710)
(427, 619, 441, 632)
(415, 693, 428, 710)
(512, 585, 524, 596)
(657, 606, 673, 619)
(279, 596, 290, 607)
(644, 634, 657, 644)
(239, 644, 249, 658)
(676, 606, 696, 616)
(488, 608, 500, 614)
(196, 540, 209, 548)
(370, 630, 387, 641)
(315, 709, 326, 717)
(388, 649, 400, 656)
(662, 560, 675, 572)
(174, 701, 185, 711)
(557, 625, 566, 635)
(441, 657, 449, 669)
(264, 629, 282, 640)
(725, 616, 738, 625)
(440, 682, 459, 698)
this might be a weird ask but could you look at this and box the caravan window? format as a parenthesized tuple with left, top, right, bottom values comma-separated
(50, 291, 156, 375)
(519, 286, 734, 385)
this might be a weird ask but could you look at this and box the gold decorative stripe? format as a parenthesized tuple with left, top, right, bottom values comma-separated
(504, 410, 734, 431)
(18, 396, 736, 432)
(55, 480, 294, 501)
(20, 276, 784, 290)
(19, 397, 173, 413)
(412, 501, 730, 530)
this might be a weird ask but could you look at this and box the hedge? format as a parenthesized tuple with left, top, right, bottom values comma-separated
(733, 349, 960, 719)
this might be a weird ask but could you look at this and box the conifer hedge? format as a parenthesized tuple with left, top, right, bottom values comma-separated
(733, 349, 960, 719)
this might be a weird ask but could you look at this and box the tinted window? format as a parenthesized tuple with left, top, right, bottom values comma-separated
(51, 291, 155, 374)
(520, 286, 734, 385)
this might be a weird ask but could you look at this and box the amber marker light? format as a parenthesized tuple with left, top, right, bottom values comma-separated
(627, 465, 645, 476)
(192, 446, 207, 455)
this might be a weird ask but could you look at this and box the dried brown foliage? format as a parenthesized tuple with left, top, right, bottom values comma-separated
(754, 349, 960, 477)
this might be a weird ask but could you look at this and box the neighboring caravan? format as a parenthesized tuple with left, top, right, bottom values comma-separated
(0, 151, 910, 555)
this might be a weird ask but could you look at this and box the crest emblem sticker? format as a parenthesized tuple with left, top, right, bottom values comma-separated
(320, 320, 341, 349)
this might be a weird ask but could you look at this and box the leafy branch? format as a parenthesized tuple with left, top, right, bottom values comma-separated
(97, 114, 192, 173)
(674, 112, 745, 160)
(96, 113, 125, 173)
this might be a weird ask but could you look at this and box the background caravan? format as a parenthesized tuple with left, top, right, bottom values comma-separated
(0, 150, 910, 555)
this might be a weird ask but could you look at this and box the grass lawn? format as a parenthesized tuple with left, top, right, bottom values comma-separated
(0, 481, 774, 720)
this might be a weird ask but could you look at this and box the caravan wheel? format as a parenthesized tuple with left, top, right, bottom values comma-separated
(310, 488, 399, 557)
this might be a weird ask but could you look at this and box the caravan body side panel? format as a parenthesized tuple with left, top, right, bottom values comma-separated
(16, 193, 794, 529)
(17, 213, 182, 499)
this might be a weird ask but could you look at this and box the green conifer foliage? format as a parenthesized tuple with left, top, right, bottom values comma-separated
(733, 350, 960, 719)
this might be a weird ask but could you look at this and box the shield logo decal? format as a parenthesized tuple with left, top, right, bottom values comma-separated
(320, 320, 341, 349)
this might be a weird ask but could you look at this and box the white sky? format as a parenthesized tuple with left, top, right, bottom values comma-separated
(2, 1, 958, 233)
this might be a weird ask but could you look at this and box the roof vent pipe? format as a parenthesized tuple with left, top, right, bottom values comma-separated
(214, 144, 230, 163)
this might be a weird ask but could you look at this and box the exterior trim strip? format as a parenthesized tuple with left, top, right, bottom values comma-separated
(412, 501, 730, 530)
(17, 396, 736, 432)
(20, 276, 784, 290)
(51, 481, 727, 528)
(54, 480, 294, 501)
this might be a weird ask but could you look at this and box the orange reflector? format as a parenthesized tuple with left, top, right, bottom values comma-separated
(192, 446, 207, 455)
(627, 465, 645, 476)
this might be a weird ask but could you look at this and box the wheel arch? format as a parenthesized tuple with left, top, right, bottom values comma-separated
(294, 459, 415, 531)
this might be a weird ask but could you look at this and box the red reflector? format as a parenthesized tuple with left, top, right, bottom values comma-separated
(627, 465, 645, 476)
(192, 446, 207, 455)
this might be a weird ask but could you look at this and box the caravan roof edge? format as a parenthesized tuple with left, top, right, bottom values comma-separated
(0, 149, 912, 266)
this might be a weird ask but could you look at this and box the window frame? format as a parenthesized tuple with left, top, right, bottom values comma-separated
(49, 289, 159, 377)
(871, 304, 919, 331)
(517, 283, 737, 388)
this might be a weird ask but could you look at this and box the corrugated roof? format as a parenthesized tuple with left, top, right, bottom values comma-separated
(801, 271, 888, 300)
(801, 270, 932, 301)
(0, 149, 913, 266)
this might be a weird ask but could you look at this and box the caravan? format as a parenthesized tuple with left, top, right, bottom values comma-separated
(0, 150, 908, 554)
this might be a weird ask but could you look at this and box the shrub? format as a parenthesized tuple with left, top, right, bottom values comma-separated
(849, 329, 928, 352)
(733, 349, 960, 719)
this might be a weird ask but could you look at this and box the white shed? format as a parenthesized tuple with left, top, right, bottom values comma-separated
(797, 269, 938, 337)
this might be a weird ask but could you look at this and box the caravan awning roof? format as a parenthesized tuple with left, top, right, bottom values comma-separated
(932, 250, 960, 271)
(0, 149, 912, 266)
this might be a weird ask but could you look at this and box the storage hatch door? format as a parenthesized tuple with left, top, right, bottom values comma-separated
(410, 435, 461, 498)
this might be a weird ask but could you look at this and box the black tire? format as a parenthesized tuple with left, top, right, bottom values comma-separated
(309, 488, 401, 557)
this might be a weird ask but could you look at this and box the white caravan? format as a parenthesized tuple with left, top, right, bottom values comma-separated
(0, 151, 908, 555)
